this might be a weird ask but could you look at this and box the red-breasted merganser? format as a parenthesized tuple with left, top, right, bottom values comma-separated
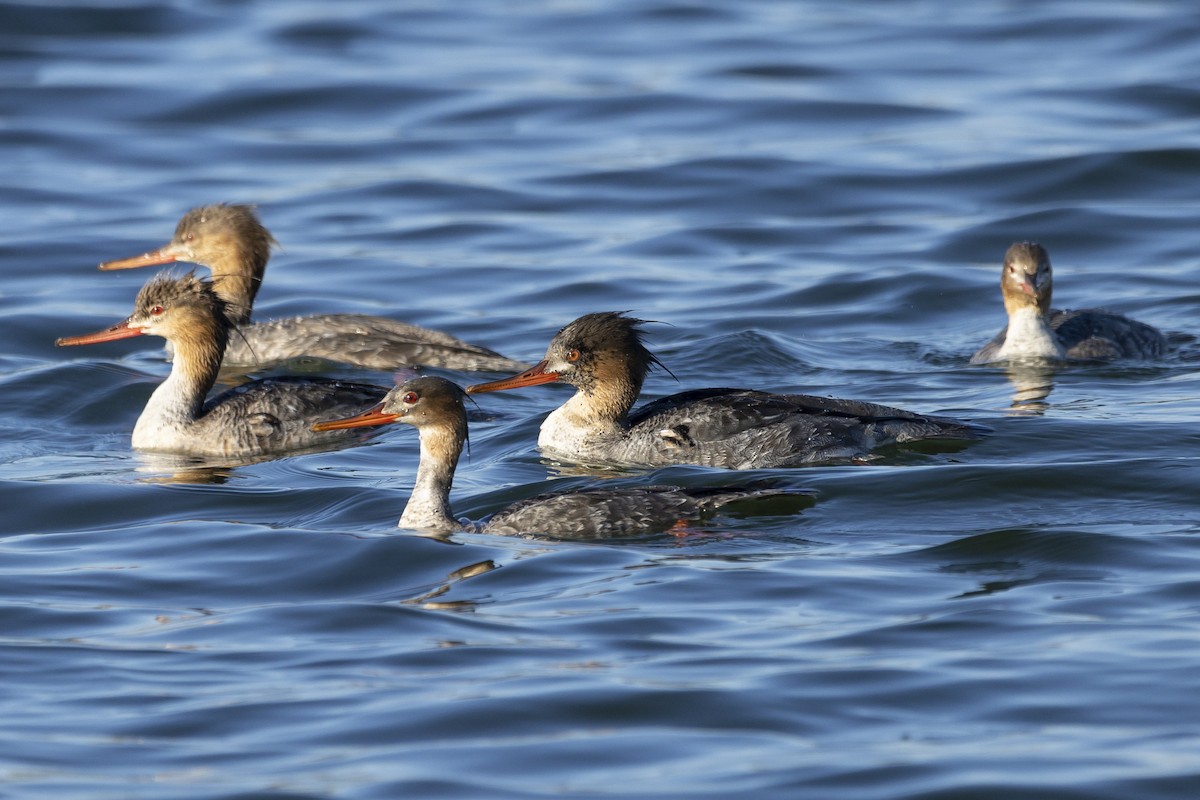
(98, 204, 527, 372)
(56, 272, 388, 458)
(971, 242, 1167, 364)
(314, 376, 810, 537)
(465, 312, 985, 469)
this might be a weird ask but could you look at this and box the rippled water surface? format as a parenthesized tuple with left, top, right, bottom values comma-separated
(4, 1, 1200, 797)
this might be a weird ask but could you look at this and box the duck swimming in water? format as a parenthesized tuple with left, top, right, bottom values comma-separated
(466, 312, 985, 469)
(57, 272, 388, 458)
(314, 376, 810, 537)
(971, 242, 1167, 364)
(98, 203, 527, 372)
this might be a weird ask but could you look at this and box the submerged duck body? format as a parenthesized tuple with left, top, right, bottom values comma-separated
(314, 376, 809, 538)
(971, 242, 1167, 364)
(99, 204, 527, 373)
(467, 312, 984, 469)
(57, 273, 386, 458)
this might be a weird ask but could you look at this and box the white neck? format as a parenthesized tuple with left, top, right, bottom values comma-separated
(398, 427, 460, 532)
(998, 306, 1065, 361)
(131, 359, 206, 451)
(130, 320, 226, 452)
(537, 391, 626, 453)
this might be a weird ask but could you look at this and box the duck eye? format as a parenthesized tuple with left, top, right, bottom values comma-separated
(566, 348, 581, 362)
(402, 391, 418, 404)
(149, 305, 165, 316)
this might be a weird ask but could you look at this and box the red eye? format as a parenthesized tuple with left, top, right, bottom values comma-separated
(566, 348, 581, 362)
(149, 305, 165, 316)
(402, 391, 418, 404)
(185, 232, 196, 241)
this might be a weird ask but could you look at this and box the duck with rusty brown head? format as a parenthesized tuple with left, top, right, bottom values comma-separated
(98, 204, 527, 373)
(314, 376, 812, 537)
(467, 312, 986, 470)
(57, 272, 388, 458)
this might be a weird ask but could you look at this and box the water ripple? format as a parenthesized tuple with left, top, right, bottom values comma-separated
(4, 1, 1200, 798)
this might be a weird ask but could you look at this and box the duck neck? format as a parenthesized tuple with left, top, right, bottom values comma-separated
(208, 247, 265, 326)
(399, 423, 464, 532)
(1000, 305, 1064, 360)
(132, 321, 227, 445)
(540, 369, 640, 450)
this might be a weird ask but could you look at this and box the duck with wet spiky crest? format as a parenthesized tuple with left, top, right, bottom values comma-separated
(98, 203, 528, 373)
(314, 376, 812, 537)
(467, 312, 986, 469)
(57, 272, 389, 458)
(971, 242, 1167, 364)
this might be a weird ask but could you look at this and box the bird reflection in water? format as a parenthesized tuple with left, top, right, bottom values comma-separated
(405, 559, 499, 611)
(1001, 362, 1058, 415)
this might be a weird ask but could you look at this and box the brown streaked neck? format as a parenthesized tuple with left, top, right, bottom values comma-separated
(131, 305, 230, 450)
(165, 309, 230, 419)
(581, 374, 641, 432)
(574, 350, 645, 430)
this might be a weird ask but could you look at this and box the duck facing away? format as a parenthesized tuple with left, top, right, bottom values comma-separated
(971, 242, 1167, 364)
(57, 272, 388, 458)
(466, 312, 985, 469)
(98, 204, 527, 373)
(314, 376, 810, 537)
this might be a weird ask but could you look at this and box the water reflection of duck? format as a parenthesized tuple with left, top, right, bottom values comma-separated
(467, 312, 985, 469)
(971, 242, 1167, 364)
(99, 203, 527, 373)
(1000, 363, 1058, 416)
(57, 273, 387, 458)
(314, 376, 811, 537)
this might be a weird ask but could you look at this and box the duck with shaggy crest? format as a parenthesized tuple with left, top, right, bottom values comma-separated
(466, 312, 985, 469)
(314, 376, 811, 537)
(98, 203, 527, 372)
(57, 273, 388, 458)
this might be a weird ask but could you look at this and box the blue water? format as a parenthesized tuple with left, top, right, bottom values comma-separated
(3, 1, 1200, 797)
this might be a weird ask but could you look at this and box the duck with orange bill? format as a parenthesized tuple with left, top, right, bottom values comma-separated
(57, 272, 387, 458)
(313, 376, 812, 537)
(99, 203, 528, 372)
(467, 312, 986, 469)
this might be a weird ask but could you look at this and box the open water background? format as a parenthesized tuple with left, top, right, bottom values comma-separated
(3, 1, 1200, 797)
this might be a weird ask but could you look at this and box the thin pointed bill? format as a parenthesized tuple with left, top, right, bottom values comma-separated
(466, 360, 560, 394)
(99, 244, 180, 271)
(56, 319, 143, 347)
(312, 402, 399, 432)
